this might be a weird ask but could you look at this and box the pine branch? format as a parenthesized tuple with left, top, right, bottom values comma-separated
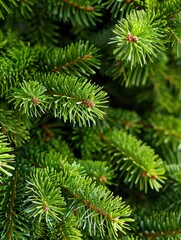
(166, 163, 181, 194)
(1, 0, 181, 239)
(103, 0, 143, 19)
(138, 212, 181, 239)
(168, 13, 181, 57)
(24, 168, 66, 226)
(21, 135, 76, 171)
(7, 42, 37, 79)
(0, 106, 30, 146)
(146, 114, 181, 146)
(0, 58, 19, 97)
(0, 131, 15, 181)
(110, 10, 167, 69)
(59, 162, 133, 239)
(8, 80, 50, 117)
(22, 2, 60, 45)
(50, 216, 83, 240)
(21, 157, 133, 239)
(0, 172, 29, 240)
(160, 143, 181, 164)
(102, 129, 166, 192)
(38, 73, 108, 126)
(29, 150, 75, 171)
(0, 42, 37, 98)
(41, 41, 101, 77)
(146, 0, 181, 16)
(47, 0, 103, 27)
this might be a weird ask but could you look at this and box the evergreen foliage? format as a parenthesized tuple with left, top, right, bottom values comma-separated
(0, 0, 181, 239)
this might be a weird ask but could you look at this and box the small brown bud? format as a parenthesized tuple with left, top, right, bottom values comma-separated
(132, 35, 138, 42)
(74, 208, 77, 216)
(126, 33, 133, 43)
(85, 6, 94, 12)
(100, 176, 107, 183)
(44, 204, 49, 212)
(82, 100, 95, 108)
(32, 98, 39, 105)
(126, 33, 138, 43)
(142, 171, 147, 177)
(151, 175, 158, 179)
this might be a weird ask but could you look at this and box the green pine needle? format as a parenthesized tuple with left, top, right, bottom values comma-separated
(0, 131, 15, 181)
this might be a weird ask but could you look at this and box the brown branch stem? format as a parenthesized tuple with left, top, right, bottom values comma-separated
(51, 55, 92, 73)
(65, 188, 118, 222)
(6, 172, 19, 238)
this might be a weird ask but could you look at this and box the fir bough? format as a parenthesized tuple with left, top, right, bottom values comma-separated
(0, 0, 181, 239)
